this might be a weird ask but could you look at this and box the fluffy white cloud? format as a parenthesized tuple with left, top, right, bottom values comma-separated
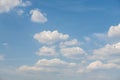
(60, 39, 79, 48)
(91, 42, 120, 60)
(108, 24, 120, 37)
(34, 30, 69, 44)
(87, 61, 120, 71)
(18, 58, 76, 72)
(36, 46, 57, 56)
(0, 0, 31, 13)
(30, 9, 47, 23)
(0, 55, 4, 61)
(60, 47, 86, 59)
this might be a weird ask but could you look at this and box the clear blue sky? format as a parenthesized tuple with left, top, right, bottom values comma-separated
(0, 0, 120, 80)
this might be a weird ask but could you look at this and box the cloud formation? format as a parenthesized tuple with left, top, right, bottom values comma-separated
(0, 0, 31, 13)
(30, 9, 47, 23)
(92, 42, 120, 60)
(87, 60, 120, 71)
(18, 23, 120, 76)
(18, 58, 76, 72)
(108, 24, 120, 38)
(36, 46, 57, 56)
(60, 47, 86, 59)
(60, 39, 79, 48)
(34, 30, 69, 44)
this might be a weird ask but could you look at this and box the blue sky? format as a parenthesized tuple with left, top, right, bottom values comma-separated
(0, 0, 120, 80)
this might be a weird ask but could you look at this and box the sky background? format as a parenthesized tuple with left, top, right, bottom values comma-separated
(0, 0, 120, 80)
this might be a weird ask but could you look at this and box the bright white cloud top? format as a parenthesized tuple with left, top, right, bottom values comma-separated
(108, 24, 120, 37)
(36, 46, 57, 56)
(34, 30, 69, 44)
(30, 9, 47, 23)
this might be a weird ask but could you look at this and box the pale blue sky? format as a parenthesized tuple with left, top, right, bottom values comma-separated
(0, 0, 120, 80)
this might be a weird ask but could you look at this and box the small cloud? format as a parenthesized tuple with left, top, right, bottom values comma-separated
(17, 58, 76, 72)
(20, 1, 31, 7)
(33, 30, 69, 44)
(60, 39, 79, 48)
(93, 33, 107, 39)
(17, 9, 24, 15)
(36, 46, 57, 56)
(60, 47, 86, 59)
(108, 24, 120, 38)
(84, 37, 91, 42)
(30, 9, 48, 23)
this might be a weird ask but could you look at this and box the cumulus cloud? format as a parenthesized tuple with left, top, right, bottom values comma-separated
(36, 46, 57, 56)
(60, 39, 79, 48)
(108, 24, 120, 38)
(92, 42, 120, 60)
(87, 61, 120, 71)
(0, 0, 31, 13)
(18, 58, 76, 72)
(60, 47, 86, 59)
(34, 30, 69, 44)
(78, 60, 120, 73)
(30, 9, 47, 23)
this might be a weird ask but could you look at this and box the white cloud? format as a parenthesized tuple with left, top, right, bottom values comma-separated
(0, 55, 4, 61)
(36, 46, 57, 56)
(108, 24, 120, 38)
(18, 58, 76, 72)
(92, 42, 120, 60)
(34, 30, 69, 44)
(60, 47, 86, 59)
(87, 61, 120, 71)
(60, 39, 79, 48)
(0, 0, 31, 13)
(30, 9, 47, 23)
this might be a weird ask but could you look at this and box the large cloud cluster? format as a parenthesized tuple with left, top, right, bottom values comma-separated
(0, 0, 31, 13)
(18, 24, 120, 74)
